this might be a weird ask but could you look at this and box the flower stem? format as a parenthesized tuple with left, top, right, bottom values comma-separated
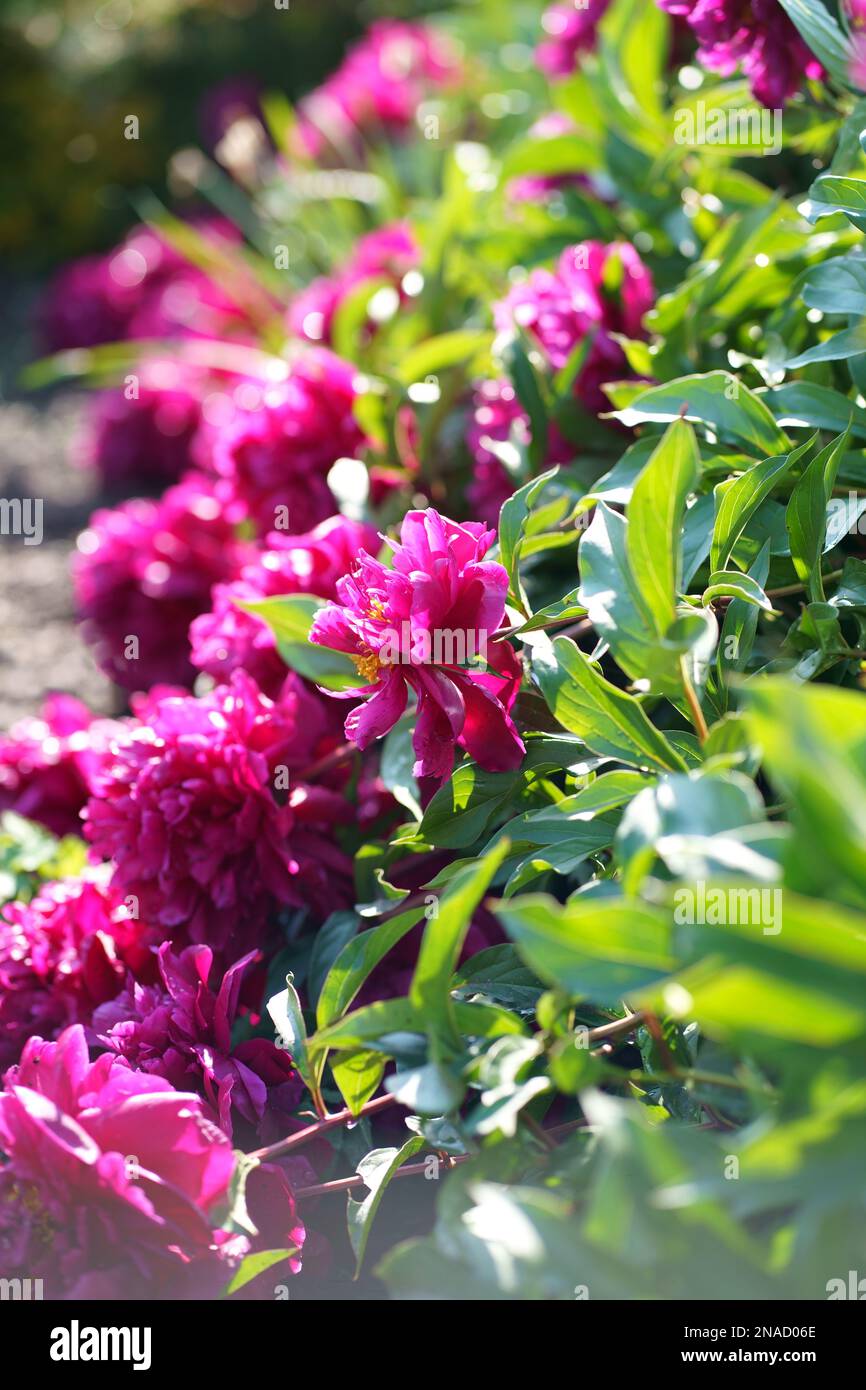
(249, 1092, 399, 1163)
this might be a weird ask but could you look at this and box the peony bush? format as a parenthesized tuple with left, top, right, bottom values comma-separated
(5, 0, 866, 1301)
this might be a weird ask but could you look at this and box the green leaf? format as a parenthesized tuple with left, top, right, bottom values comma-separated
(223, 1248, 296, 1297)
(701, 570, 774, 611)
(395, 330, 494, 386)
(500, 132, 601, 182)
(331, 1050, 387, 1115)
(532, 635, 688, 773)
(419, 761, 525, 849)
(786, 428, 850, 600)
(710, 435, 814, 573)
(493, 770, 652, 848)
(745, 680, 866, 905)
(578, 501, 657, 680)
(498, 467, 559, 606)
(762, 381, 866, 440)
(267, 975, 315, 1098)
(609, 372, 790, 456)
(785, 321, 866, 368)
(615, 770, 766, 891)
(316, 905, 425, 1029)
(307, 911, 360, 1009)
(716, 541, 772, 681)
(805, 172, 866, 232)
(380, 718, 422, 821)
(503, 337, 550, 471)
(409, 841, 511, 1049)
(777, 0, 853, 86)
(347, 1137, 425, 1277)
(801, 255, 866, 317)
(626, 418, 700, 631)
(496, 894, 675, 1005)
(238, 595, 365, 690)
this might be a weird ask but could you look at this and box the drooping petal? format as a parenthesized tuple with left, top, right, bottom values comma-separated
(344, 669, 408, 748)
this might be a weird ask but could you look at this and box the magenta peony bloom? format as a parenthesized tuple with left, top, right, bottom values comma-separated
(75, 362, 203, 490)
(190, 514, 381, 694)
(310, 509, 525, 781)
(467, 379, 575, 528)
(296, 21, 461, 158)
(0, 1024, 237, 1298)
(74, 472, 250, 691)
(0, 876, 159, 1072)
(83, 672, 353, 957)
(659, 0, 823, 107)
(289, 222, 420, 345)
(39, 221, 246, 353)
(0, 695, 127, 837)
(494, 240, 654, 414)
(200, 351, 367, 537)
(536, 1, 612, 77)
(94, 941, 303, 1139)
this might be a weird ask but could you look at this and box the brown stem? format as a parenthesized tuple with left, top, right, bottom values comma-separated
(294, 1118, 592, 1200)
(766, 567, 843, 599)
(249, 1092, 399, 1163)
(294, 1152, 468, 1200)
(587, 1010, 644, 1043)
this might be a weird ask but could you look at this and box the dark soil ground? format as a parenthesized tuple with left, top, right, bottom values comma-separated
(0, 281, 114, 728)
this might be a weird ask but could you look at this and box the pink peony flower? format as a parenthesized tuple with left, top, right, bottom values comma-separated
(0, 876, 159, 1072)
(289, 222, 420, 345)
(494, 240, 655, 413)
(296, 21, 461, 158)
(83, 672, 353, 957)
(659, 0, 823, 107)
(200, 351, 367, 537)
(74, 472, 250, 691)
(467, 379, 575, 528)
(190, 514, 381, 694)
(0, 695, 125, 837)
(310, 509, 525, 781)
(75, 362, 204, 490)
(0, 1024, 238, 1298)
(94, 941, 303, 1140)
(39, 221, 246, 353)
(536, 1, 612, 78)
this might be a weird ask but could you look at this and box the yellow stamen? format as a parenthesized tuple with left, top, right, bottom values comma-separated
(352, 647, 383, 683)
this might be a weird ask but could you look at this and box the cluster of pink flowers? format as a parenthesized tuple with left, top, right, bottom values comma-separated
(659, 0, 823, 107)
(0, 876, 159, 1071)
(199, 350, 367, 536)
(0, 1025, 304, 1298)
(465, 241, 654, 518)
(9, 3, 831, 1299)
(494, 240, 654, 413)
(75, 362, 204, 490)
(0, 695, 125, 836)
(536, 1, 612, 78)
(94, 941, 303, 1141)
(40, 221, 246, 354)
(83, 672, 353, 955)
(295, 20, 461, 157)
(74, 473, 249, 690)
(289, 223, 420, 345)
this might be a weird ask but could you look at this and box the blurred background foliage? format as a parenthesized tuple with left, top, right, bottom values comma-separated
(0, 0, 428, 268)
